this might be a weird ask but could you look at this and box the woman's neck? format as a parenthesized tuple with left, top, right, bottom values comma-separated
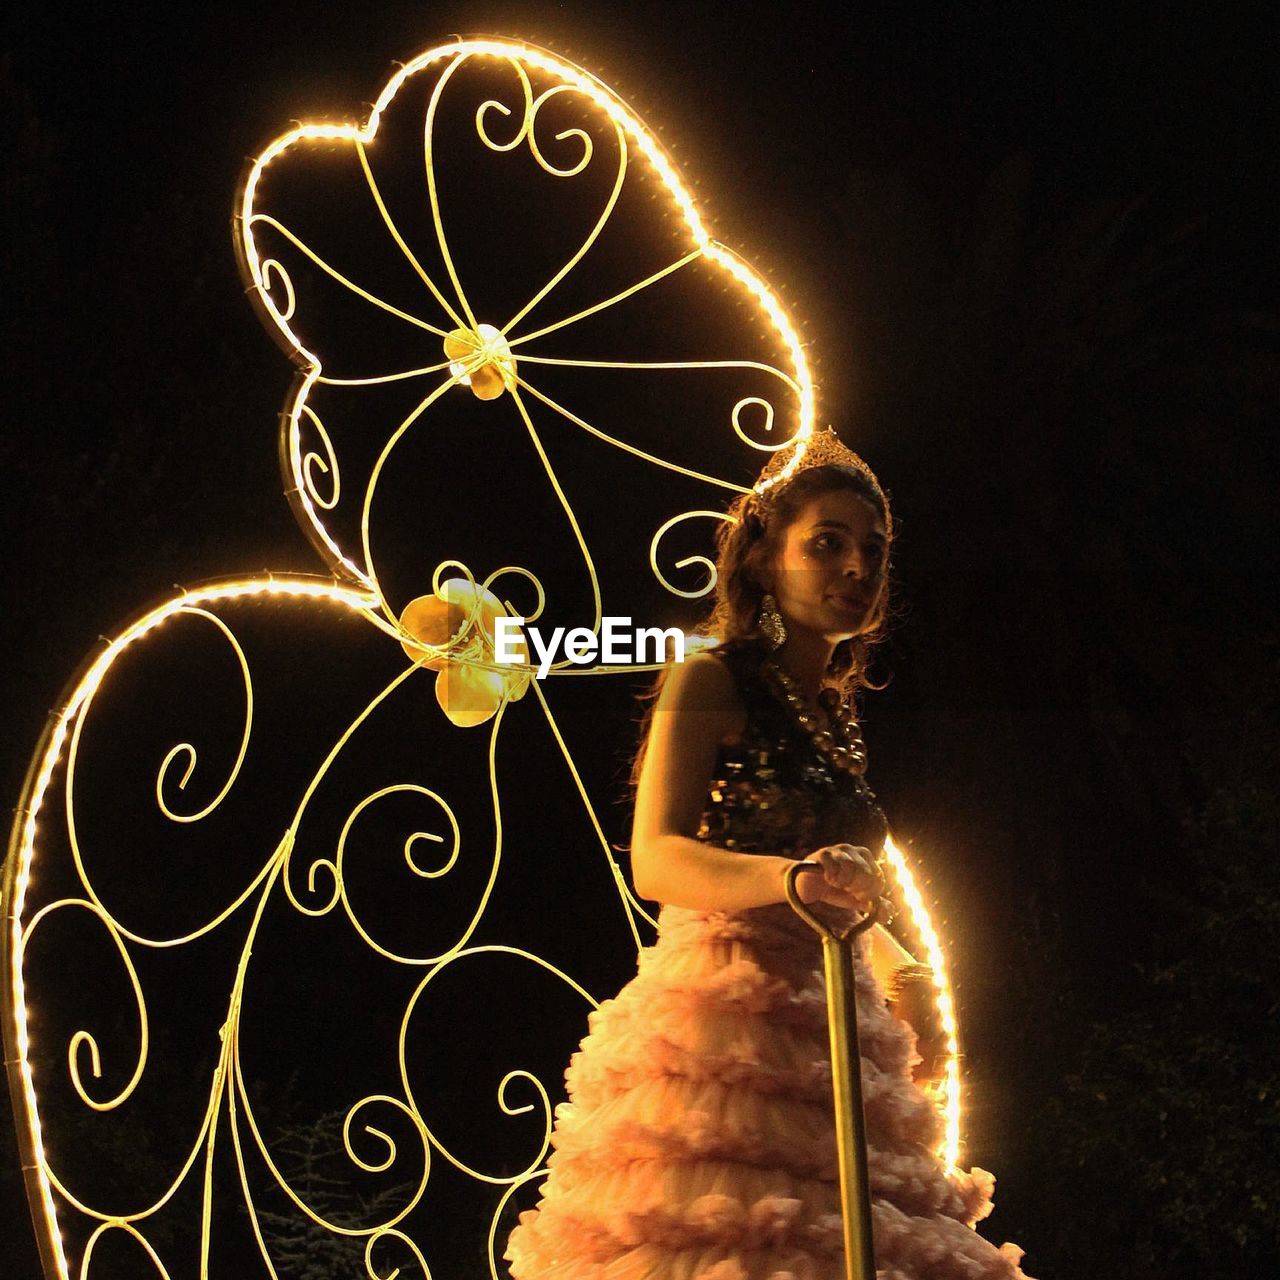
(771, 631, 835, 702)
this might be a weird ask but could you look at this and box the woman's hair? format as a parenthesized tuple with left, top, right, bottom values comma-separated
(627, 461, 895, 791)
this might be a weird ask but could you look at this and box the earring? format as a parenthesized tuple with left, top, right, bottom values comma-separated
(758, 593, 787, 650)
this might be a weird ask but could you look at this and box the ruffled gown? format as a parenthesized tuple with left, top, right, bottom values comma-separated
(506, 641, 1031, 1280)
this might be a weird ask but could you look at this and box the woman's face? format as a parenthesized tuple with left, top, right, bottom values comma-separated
(764, 489, 888, 640)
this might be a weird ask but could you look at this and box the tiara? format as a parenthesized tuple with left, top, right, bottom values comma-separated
(750, 426, 891, 533)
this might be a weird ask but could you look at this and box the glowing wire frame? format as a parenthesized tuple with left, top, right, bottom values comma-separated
(236, 37, 814, 599)
(881, 834, 965, 1170)
(6, 34, 971, 1280)
(1, 576, 642, 1280)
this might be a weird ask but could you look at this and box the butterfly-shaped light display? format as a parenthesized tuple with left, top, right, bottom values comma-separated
(2, 36, 964, 1280)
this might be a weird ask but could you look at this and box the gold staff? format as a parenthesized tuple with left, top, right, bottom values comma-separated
(785, 860, 882, 1280)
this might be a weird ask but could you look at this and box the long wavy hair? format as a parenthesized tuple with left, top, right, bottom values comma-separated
(628, 462, 896, 790)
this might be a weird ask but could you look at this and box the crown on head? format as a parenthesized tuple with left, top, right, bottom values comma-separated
(750, 426, 891, 534)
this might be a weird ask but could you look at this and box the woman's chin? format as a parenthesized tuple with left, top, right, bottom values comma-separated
(785, 607, 866, 642)
(823, 610, 867, 639)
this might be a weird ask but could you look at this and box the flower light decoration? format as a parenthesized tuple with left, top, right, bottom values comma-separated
(399, 578, 533, 727)
(2, 36, 966, 1280)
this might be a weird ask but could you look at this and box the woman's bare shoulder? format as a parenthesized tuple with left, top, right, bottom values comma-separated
(658, 650, 734, 701)
(658, 651, 747, 742)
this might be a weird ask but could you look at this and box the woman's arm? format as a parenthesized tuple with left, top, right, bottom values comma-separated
(630, 655, 874, 913)
(631, 654, 794, 910)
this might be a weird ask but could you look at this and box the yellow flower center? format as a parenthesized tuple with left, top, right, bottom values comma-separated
(443, 324, 517, 401)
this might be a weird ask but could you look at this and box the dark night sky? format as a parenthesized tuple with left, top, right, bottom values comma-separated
(2, 2, 1277, 1276)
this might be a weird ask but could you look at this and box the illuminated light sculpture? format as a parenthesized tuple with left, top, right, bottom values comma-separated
(2, 36, 966, 1280)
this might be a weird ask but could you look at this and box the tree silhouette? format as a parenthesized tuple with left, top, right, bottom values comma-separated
(249, 1108, 420, 1280)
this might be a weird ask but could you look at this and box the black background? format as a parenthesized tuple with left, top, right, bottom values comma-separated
(2, 1, 1277, 1276)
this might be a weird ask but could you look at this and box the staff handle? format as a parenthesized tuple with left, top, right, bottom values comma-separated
(784, 860, 880, 1280)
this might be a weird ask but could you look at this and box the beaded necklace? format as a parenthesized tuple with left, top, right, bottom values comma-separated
(761, 658, 869, 777)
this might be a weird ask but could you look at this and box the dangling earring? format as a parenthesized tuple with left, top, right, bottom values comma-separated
(758, 592, 787, 650)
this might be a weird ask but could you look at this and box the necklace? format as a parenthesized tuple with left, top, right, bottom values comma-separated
(762, 659, 869, 777)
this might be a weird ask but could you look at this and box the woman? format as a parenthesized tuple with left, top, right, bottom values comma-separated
(505, 429, 1029, 1280)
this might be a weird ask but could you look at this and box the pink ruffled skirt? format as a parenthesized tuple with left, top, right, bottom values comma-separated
(505, 901, 1030, 1280)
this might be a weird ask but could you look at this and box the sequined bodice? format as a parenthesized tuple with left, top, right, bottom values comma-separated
(695, 641, 889, 860)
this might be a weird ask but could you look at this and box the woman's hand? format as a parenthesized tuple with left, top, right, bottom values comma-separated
(795, 844, 880, 912)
